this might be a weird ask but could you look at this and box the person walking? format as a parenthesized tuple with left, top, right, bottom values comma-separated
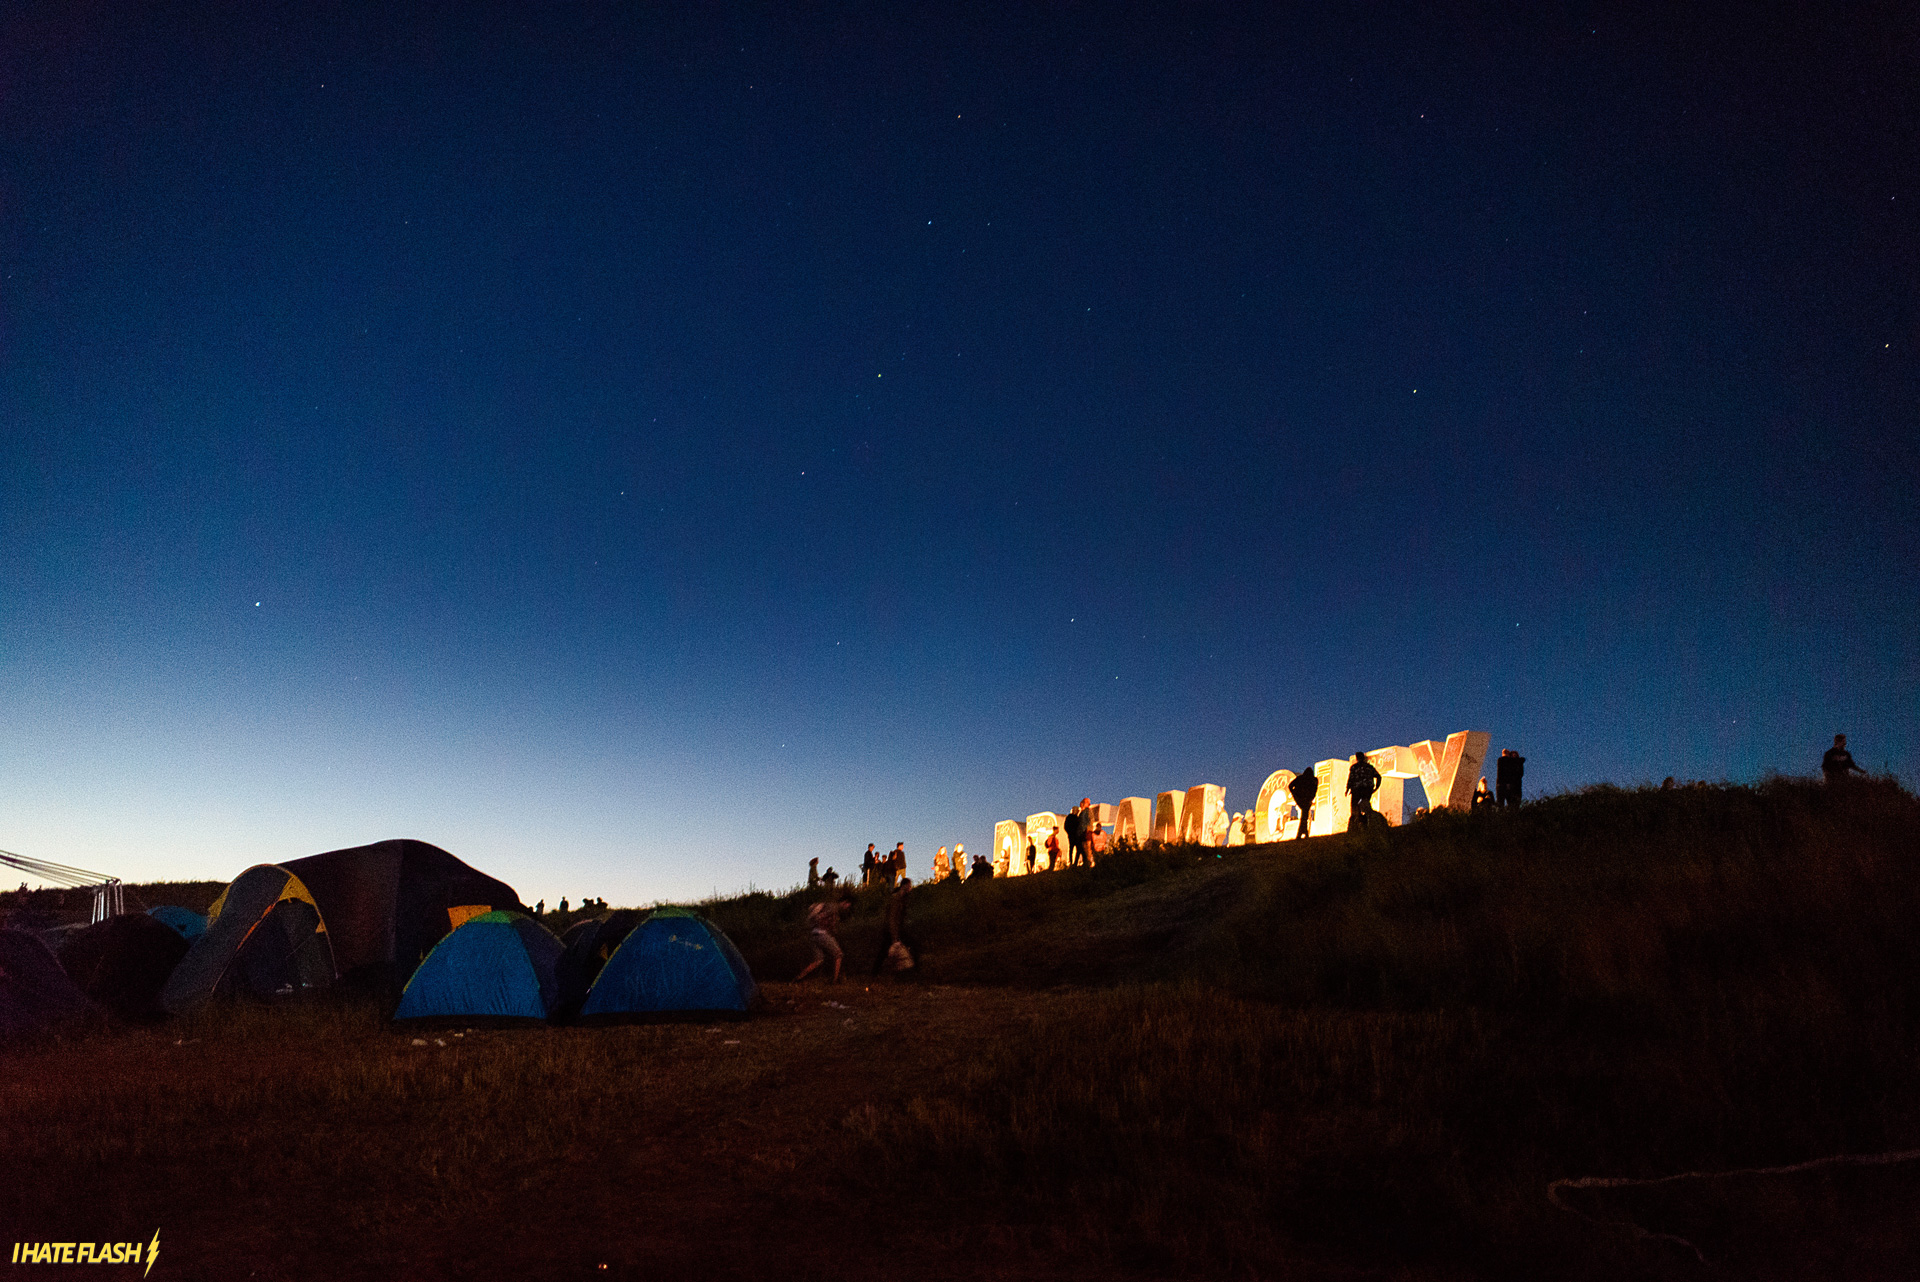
(1822, 734, 1866, 784)
(1495, 748, 1525, 808)
(1347, 751, 1383, 829)
(795, 894, 851, 983)
(1288, 769, 1319, 839)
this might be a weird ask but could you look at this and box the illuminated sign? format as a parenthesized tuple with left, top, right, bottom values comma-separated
(990, 730, 1490, 872)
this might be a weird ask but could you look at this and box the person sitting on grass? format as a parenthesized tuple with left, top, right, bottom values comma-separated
(795, 895, 852, 984)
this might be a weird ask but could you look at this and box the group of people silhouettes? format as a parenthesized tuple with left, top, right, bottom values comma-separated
(1281, 746, 1528, 838)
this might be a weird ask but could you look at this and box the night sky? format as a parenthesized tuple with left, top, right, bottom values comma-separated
(4, 4, 1915, 906)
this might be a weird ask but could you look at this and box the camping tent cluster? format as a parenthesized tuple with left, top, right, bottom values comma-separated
(392, 907, 756, 1025)
(0, 837, 756, 1042)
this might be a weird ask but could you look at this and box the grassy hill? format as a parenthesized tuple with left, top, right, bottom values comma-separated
(6, 778, 1917, 1279)
(705, 776, 1920, 1276)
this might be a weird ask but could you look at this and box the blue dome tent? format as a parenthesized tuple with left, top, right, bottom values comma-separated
(577, 908, 757, 1022)
(148, 905, 207, 941)
(393, 911, 563, 1024)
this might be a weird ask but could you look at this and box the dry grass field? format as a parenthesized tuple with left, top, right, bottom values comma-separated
(7, 778, 1920, 1279)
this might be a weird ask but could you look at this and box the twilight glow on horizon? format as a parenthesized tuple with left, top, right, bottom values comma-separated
(3, 5, 1914, 909)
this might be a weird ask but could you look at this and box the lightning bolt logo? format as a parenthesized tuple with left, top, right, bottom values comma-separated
(144, 1230, 160, 1277)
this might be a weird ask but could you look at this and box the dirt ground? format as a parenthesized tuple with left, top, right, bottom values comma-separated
(6, 982, 1283, 1282)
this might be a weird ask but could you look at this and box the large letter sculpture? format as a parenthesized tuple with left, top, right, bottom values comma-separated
(1308, 758, 1352, 836)
(1180, 784, 1225, 846)
(1113, 797, 1152, 845)
(1152, 791, 1185, 844)
(1026, 812, 1064, 871)
(1410, 731, 1491, 812)
(993, 820, 1025, 878)
(1362, 745, 1420, 826)
(1253, 770, 1298, 844)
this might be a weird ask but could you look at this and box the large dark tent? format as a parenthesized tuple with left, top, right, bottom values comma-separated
(59, 912, 191, 1020)
(1, 928, 100, 1042)
(577, 909, 757, 1022)
(161, 865, 336, 1014)
(282, 839, 524, 988)
(393, 911, 563, 1024)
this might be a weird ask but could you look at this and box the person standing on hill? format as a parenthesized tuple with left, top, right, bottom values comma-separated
(860, 845, 878, 888)
(807, 857, 820, 889)
(1496, 749, 1525, 808)
(1289, 769, 1319, 839)
(822, 867, 839, 892)
(1346, 752, 1383, 830)
(950, 844, 966, 881)
(889, 843, 907, 888)
(1024, 838, 1037, 874)
(1823, 734, 1866, 784)
(1074, 800, 1099, 866)
(1472, 777, 1494, 809)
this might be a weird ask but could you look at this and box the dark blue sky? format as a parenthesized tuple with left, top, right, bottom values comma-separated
(4, 3, 1914, 904)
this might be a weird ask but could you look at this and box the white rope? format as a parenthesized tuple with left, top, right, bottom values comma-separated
(1548, 1146, 1920, 1264)
(0, 848, 111, 889)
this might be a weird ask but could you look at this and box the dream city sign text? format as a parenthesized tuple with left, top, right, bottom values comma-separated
(993, 730, 1491, 877)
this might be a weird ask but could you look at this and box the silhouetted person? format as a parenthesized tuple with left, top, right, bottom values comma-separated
(1025, 838, 1037, 873)
(1069, 799, 1096, 866)
(1823, 734, 1865, 784)
(872, 878, 917, 975)
(1347, 751, 1382, 829)
(888, 843, 906, 888)
(860, 844, 878, 887)
(822, 867, 839, 892)
(969, 853, 993, 881)
(1288, 770, 1319, 839)
(1496, 749, 1525, 807)
(807, 857, 820, 889)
